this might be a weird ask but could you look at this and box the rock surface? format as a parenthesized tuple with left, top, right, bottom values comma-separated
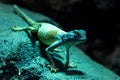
(0, 3, 120, 80)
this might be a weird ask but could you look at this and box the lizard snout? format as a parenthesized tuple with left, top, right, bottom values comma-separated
(79, 37, 87, 42)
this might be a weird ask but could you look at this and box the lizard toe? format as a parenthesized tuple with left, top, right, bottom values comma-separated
(47, 64, 59, 73)
(68, 62, 77, 68)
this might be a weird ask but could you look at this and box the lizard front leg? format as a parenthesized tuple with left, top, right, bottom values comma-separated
(45, 40, 63, 72)
(65, 46, 70, 68)
(65, 46, 77, 68)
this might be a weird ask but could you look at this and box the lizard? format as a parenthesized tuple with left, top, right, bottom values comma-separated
(11, 5, 87, 72)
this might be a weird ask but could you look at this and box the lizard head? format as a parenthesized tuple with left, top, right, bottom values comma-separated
(72, 29, 87, 43)
(62, 29, 87, 46)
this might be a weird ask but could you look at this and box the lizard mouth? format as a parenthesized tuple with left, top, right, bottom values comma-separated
(80, 38, 87, 42)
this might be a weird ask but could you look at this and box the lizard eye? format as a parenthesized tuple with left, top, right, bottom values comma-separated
(73, 31, 82, 39)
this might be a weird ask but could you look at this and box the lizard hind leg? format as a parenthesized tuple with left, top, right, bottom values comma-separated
(11, 26, 36, 32)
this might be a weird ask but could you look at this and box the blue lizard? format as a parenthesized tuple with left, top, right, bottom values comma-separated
(11, 5, 87, 72)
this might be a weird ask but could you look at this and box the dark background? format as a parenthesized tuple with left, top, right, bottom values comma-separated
(1, 0, 120, 75)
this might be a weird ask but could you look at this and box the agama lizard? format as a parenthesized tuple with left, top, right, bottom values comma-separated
(11, 5, 87, 72)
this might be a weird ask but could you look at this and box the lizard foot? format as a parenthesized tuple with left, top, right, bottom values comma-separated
(10, 26, 18, 31)
(67, 62, 77, 68)
(10, 26, 22, 31)
(47, 65, 59, 72)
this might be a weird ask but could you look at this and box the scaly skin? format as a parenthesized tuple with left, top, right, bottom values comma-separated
(11, 5, 87, 72)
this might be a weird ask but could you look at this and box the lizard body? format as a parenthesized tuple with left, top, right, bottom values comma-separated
(11, 5, 87, 72)
(37, 22, 66, 45)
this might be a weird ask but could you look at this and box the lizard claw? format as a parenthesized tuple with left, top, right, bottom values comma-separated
(47, 65, 59, 72)
(68, 62, 77, 68)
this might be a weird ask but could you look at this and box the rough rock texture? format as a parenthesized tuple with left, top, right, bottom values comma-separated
(1, 0, 120, 76)
(0, 3, 120, 80)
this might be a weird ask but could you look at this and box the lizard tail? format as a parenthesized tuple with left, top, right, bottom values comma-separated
(13, 4, 36, 26)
